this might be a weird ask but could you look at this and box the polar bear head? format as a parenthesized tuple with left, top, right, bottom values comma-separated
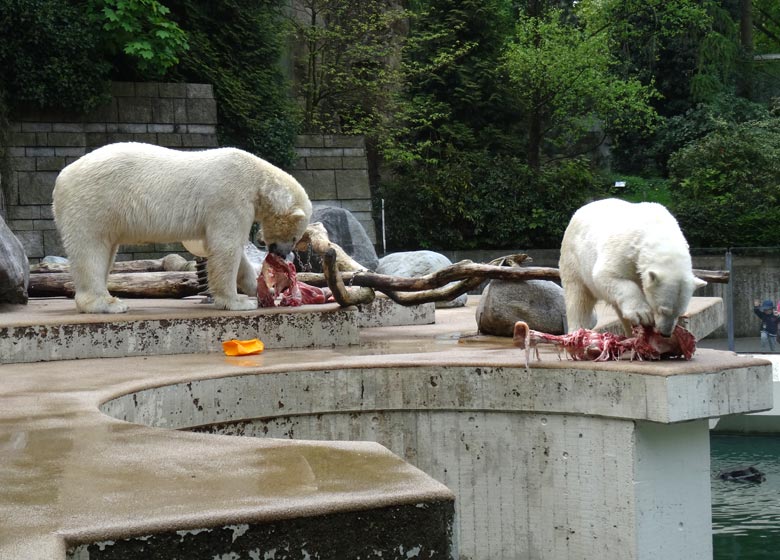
(260, 206, 311, 258)
(642, 270, 707, 336)
(255, 171, 313, 258)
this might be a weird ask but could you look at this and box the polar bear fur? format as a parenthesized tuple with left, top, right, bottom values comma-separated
(53, 142, 312, 313)
(558, 198, 705, 336)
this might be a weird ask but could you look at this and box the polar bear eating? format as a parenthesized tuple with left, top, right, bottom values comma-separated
(558, 198, 705, 337)
(53, 142, 312, 313)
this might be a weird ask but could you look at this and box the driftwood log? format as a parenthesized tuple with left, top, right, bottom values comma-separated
(296, 222, 368, 272)
(28, 272, 200, 298)
(30, 254, 192, 274)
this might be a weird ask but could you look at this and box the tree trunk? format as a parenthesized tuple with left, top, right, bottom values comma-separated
(739, 0, 754, 98)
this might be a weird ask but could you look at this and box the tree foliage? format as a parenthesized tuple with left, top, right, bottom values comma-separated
(669, 116, 780, 247)
(88, 0, 189, 77)
(168, 0, 298, 166)
(289, 0, 408, 136)
(504, 7, 659, 170)
(382, 0, 521, 166)
(0, 0, 111, 112)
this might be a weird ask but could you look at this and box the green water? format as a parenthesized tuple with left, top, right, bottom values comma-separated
(711, 435, 780, 559)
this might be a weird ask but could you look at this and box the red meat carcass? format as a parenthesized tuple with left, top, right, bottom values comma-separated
(512, 321, 696, 368)
(257, 253, 330, 307)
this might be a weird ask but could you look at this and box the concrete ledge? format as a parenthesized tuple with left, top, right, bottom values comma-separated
(99, 348, 772, 560)
(102, 352, 773, 434)
(0, 299, 360, 363)
(0, 297, 771, 560)
(355, 295, 435, 328)
(67, 501, 454, 560)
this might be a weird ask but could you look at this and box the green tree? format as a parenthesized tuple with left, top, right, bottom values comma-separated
(669, 116, 780, 247)
(382, 0, 521, 166)
(168, 0, 298, 166)
(504, 6, 659, 170)
(88, 0, 189, 78)
(289, 0, 408, 136)
(0, 0, 111, 112)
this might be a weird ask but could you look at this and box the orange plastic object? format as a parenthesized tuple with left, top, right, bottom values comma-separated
(222, 338, 265, 356)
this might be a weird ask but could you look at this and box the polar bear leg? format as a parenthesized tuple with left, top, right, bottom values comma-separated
(563, 280, 598, 332)
(595, 274, 653, 334)
(207, 241, 258, 311)
(70, 241, 129, 314)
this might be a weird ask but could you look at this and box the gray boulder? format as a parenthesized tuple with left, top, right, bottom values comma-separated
(298, 206, 379, 272)
(0, 216, 29, 304)
(377, 250, 467, 308)
(476, 279, 565, 336)
(42, 255, 69, 265)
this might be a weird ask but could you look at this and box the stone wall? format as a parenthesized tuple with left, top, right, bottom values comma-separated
(290, 134, 375, 243)
(4, 82, 219, 261)
(2, 82, 377, 263)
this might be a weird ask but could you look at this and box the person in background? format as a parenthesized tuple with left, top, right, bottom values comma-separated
(753, 299, 780, 352)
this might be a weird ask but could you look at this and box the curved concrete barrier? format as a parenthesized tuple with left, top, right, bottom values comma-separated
(101, 349, 773, 560)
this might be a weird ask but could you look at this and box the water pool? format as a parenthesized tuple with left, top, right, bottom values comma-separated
(711, 434, 780, 559)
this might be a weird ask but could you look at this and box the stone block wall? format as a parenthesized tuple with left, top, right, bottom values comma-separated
(1, 82, 377, 262)
(4, 82, 218, 261)
(291, 134, 375, 243)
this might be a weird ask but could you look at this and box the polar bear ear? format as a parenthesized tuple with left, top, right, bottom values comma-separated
(647, 270, 660, 286)
(290, 208, 307, 218)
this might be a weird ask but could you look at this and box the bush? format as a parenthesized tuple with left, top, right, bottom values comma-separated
(668, 118, 780, 247)
(0, 0, 111, 112)
(650, 93, 769, 174)
(168, 0, 298, 167)
(378, 154, 600, 250)
(601, 174, 673, 207)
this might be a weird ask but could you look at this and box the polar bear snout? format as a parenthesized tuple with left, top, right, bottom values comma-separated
(268, 242, 294, 258)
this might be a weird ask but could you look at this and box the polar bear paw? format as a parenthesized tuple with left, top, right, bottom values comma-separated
(620, 301, 654, 327)
(75, 294, 129, 314)
(213, 295, 258, 311)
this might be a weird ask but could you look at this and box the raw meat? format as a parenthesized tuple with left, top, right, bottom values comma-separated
(257, 253, 330, 307)
(512, 321, 696, 368)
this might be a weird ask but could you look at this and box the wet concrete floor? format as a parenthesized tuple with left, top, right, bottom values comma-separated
(0, 296, 763, 559)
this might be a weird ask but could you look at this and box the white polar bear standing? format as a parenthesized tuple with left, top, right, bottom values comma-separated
(559, 198, 705, 337)
(53, 142, 312, 313)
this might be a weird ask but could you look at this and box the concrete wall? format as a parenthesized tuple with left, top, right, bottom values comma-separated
(290, 134, 375, 243)
(3, 82, 376, 262)
(5, 82, 219, 262)
(102, 359, 773, 560)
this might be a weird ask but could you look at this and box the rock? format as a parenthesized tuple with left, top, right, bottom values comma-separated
(717, 466, 766, 483)
(42, 255, 68, 264)
(297, 206, 378, 272)
(476, 279, 565, 336)
(0, 215, 29, 304)
(377, 250, 467, 308)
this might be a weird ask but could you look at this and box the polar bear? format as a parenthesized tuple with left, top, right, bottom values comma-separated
(558, 198, 705, 337)
(52, 142, 312, 313)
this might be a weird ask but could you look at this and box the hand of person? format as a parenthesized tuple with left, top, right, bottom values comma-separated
(754, 299, 760, 307)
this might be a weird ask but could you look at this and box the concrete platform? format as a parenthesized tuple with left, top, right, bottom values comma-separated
(0, 295, 772, 560)
(0, 295, 434, 364)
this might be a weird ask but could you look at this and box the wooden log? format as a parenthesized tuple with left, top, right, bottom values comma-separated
(300, 265, 729, 291)
(692, 269, 729, 284)
(295, 222, 368, 272)
(28, 271, 200, 298)
(321, 249, 375, 306)
(30, 254, 193, 274)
